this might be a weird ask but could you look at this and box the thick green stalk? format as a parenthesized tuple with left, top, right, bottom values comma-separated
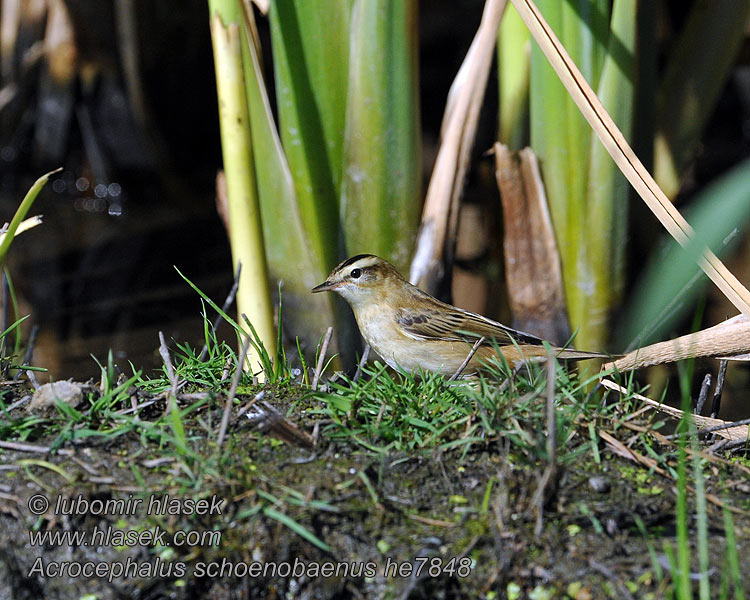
(268, 0, 353, 270)
(239, 4, 337, 352)
(340, 0, 421, 273)
(560, 0, 608, 276)
(497, 3, 530, 149)
(584, 0, 635, 347)
(530, 0, 613, 349)
(208, 1, 276, 373)
(530, 0, 567, 258)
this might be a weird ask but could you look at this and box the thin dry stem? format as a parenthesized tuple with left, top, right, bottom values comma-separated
(217, 333, 252, 450)
(600, 378, 749, 441)
(312, 326, 333, 391)
(449, 336, 485, 381)
(353, 344, 370, 383)
(710, 359, 728, 418)
(158, 332, 178, 415)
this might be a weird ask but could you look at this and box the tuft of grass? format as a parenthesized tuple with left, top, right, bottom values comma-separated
(310, 356, 605, 461)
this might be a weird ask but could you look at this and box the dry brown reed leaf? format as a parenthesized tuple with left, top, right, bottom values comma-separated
(509, 0, 750, 316)
(604, 315, 750, 372)
(410, 0, 508, 295)
(495, 143, 569, 344)
(600, 378, 749, 442)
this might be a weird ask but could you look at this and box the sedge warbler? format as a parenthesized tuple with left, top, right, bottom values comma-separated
(312, 254, 607, 376)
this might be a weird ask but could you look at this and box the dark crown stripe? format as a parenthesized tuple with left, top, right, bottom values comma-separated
(338, 254, 376, 270)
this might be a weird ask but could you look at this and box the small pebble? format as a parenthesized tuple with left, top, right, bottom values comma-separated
(605, 517, 619, 536)
(588, 476, 611, 494)
(27, 380, 86, 413)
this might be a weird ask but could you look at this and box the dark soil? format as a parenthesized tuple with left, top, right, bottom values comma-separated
(1, 384, 749, 600)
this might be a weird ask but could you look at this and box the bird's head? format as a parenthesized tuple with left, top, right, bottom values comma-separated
(311, 254, 406, 307)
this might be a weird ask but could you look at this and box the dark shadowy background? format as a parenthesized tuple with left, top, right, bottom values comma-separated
(0, 0, 748, 384)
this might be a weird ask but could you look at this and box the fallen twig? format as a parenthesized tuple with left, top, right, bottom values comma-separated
(245, 401, 314, 449)
(0, 440, 50, 453)
(0, 440, 73, 458)
(6, 395, 31, 411)
(25, 370, 41, 390)
(696, 418, 750, 438)
(616, 419, 750, 477)
(600, 378, 749, 441)
(406, 513, 457, 528)
(237, 390, 265, 418)
(599, 429, 747, 515)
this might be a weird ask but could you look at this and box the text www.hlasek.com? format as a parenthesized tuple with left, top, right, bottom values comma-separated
(29, 525, 220, 548)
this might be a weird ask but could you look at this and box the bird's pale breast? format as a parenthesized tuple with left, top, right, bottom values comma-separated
(354, 304, 481, 375)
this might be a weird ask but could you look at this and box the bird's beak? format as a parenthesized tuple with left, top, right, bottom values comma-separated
(311, 280, 336, 293)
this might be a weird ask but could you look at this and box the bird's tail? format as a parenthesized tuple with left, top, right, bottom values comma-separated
(556, 349, 618, 361)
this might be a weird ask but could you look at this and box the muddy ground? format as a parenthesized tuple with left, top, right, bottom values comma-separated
(1, 384, 749, 599)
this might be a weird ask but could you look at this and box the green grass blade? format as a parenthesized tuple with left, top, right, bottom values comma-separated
(175, 267, 243, 334)
(674, 401, 691, 600)
(169, 395, 188, 456)
(0, 314, 29, 344)
(340, 0, 421, 273)
(722, 505, 745, 600)
(689, 418, 709, 600)
(2, 270, 21, 357)
(263, 506, 332, 552)
(17, 459, 75, 485)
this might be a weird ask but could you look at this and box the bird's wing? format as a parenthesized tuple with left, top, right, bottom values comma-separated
(395, 304, 545, 347)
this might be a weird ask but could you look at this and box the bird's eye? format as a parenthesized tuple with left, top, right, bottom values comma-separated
(350, 268, 362, 279)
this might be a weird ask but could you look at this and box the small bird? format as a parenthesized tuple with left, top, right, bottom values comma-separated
(312, 254, 608, 377)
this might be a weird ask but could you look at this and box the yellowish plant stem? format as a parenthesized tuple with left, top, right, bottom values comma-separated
(209, 9, 275, 376)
